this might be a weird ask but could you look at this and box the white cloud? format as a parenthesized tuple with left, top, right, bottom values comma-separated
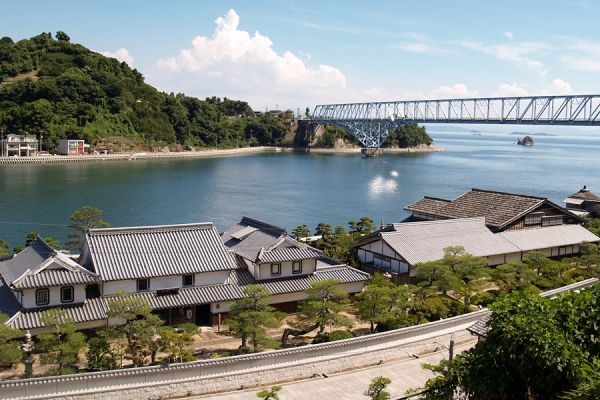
(542, 78, 572, 95)
(503, 32, 514, 40)
(362, 83, 478, 101)
(394, 42, 449, 55)
(99, 48, 134, 67)
(560, 37, 600, 71)
(462, 40, 549, 75)
(430, 83, 479, 98)
(152, 9, 347, 109)
(494, 83, 528, 97)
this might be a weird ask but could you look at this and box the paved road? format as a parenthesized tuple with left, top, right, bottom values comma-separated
(193, 341, 476, 400)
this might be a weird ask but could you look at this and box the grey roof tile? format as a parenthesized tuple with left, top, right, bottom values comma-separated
(381, 218, 521, 265)
(0, 238, 54, 285)
(500, 224, 600, 251)
(13, 269, 98, 289)
(258, 247, 322, 263)
(86, 223, 238, 281)
(6, 298, 108, 330)
(405, 188, 555, 229)
(221, 217, 285, 253)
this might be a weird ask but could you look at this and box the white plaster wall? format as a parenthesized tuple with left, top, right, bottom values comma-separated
(381, 242, 397, 258)
(487, 254, 507, 266)
(150, 275, 181, 290)
(21, 285, 86, 309)
(505, 252, 522, 263)
(258, 259, 316, 279)
(195, 270, 229, 286)
(103, 280, 136, 296)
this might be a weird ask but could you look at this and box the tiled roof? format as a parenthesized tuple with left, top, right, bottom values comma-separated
(0, 238, 54, 285)
(568, 186, 600, 201)
(129, 284, 245, 310)
(257, 247, 322, 263)
(222, 217, 322, 263)
(404, 196, 451, 215)
(13, 268, 98, 289)
(6, 298, 108, 330)
(86, 223, 238, 281)
(221, 216, 286, 253)
(381, 218, 521, 266)
(499, 224, 600, 251)
(405, 188, 549, 229)
(467, 312, 491, 337)
(0, 238, 98, 289)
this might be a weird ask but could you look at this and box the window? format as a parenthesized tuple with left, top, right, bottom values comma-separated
(292, 261, 302, 274)
(137, 278, 149, 292)
(542, 215, 563, 227)
(36, 288, 49, 306)
(182, 274, 195, 287)
(61, 286, 74, 303)
(524, 212, 544, 225)
(270, 263, 281, 276)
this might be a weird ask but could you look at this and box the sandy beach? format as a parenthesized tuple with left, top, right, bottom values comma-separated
(0, 145, 442, 165)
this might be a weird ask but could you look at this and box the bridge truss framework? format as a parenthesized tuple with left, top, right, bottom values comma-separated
(310, 95, 600, 148)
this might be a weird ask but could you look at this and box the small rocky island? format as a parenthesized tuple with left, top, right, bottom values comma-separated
(517, 136, 535, 146)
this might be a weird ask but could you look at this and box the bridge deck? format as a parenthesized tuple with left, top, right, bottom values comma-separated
(309, 95, 600, 148)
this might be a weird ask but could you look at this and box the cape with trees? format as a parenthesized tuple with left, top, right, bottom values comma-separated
(0, 32, 295, 152)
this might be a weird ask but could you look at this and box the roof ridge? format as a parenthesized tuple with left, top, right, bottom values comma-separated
(240, 216, 287, 234)
(89, 222, 214, 235)
(390, 217, 486, 229)
(468, 188, 547, 200)
(423, 196, 451, 202)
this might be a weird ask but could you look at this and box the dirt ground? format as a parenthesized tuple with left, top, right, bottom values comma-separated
(0, 312, 371, 380)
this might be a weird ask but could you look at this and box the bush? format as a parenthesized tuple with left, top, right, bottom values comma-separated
(385, 124, 432, 148)
(312, 330, 353, 343)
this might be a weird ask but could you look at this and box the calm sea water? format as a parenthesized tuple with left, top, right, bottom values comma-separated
(1, 130, 600, 246)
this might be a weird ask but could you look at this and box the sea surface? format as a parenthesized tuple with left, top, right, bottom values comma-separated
(1, 129, 600, 246)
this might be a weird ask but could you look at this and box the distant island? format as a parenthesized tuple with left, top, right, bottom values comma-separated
(510, 131, 556, 137)
(517, 136, 535, 146)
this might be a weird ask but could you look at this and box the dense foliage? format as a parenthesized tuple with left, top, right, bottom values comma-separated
(384, 124, 433, 148)
(421, 285, 600, 400)
(311, 123, 433, 148)
(0, 33, 294, 152)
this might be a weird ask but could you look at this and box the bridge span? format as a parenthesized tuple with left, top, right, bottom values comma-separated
(310, 94, 600, 148)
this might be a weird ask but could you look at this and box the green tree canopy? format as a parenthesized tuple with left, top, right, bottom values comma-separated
(0, 313, 22, 369)
(365, 376, 392, 400)
(229, 285, 284, 352)
(37, 309, 87, 375)
(421, 286, 600, 400)
(294, 279, 352, 339)
(67, 205, 109, 250)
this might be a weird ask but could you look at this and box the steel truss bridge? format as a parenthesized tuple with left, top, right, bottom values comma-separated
(310, 95, 600, 148)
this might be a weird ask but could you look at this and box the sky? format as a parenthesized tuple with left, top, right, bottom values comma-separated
(3, 0, 600, 111)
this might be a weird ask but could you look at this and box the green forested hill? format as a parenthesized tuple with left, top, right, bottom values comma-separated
(0, 32, 294, 152)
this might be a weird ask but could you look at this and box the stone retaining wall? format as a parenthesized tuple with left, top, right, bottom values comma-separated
(0, 311, 485, 400)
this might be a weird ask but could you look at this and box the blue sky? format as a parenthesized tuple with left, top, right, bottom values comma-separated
(3, 1, 600, 110)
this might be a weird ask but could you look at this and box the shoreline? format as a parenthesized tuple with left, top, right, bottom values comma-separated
(0, 145, 442, 165)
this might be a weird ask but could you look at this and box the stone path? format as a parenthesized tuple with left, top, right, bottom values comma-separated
(192, 341, 476, 400)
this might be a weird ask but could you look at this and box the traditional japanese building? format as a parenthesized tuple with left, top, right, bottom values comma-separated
(563, 185, 600, 219)
(1, 219, 368, 334)
(404, 188, 584, 232)
(355, 188, 599, 284)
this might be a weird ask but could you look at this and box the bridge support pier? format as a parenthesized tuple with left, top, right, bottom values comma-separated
(361, 147, 383, 157)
